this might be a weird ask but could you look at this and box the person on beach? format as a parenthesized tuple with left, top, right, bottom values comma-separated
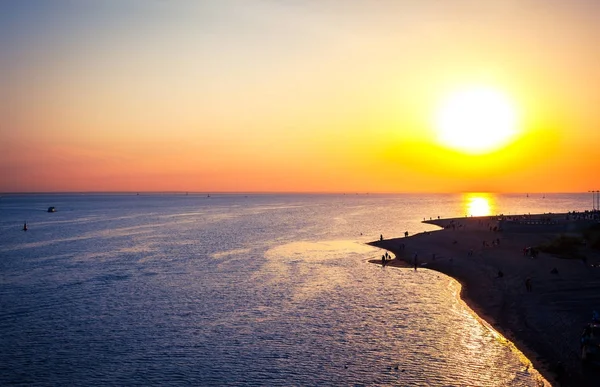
(380, 234, 383, 241)
(381, 254, 386, 266)
(404, 231, 409, 237)
(413, 253, 418, 271)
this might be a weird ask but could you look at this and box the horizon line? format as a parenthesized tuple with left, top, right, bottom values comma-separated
(0, 190, 592, 196)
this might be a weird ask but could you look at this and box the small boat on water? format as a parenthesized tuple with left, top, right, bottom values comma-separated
(23, 222, 28, 231)
(47, 206, 56, 212)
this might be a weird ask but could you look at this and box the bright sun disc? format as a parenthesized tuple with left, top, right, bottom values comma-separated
(434, 86, 519, 154)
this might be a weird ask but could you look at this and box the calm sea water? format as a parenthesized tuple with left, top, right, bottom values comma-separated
(0, 193, 591, 386)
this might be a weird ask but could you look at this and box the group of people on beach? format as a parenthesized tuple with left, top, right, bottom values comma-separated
(381, 251, 391, 266)
(482, 238, 501, 248)
(444, 221, 460, 230)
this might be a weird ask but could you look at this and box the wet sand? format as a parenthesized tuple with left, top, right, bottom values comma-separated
(369, 214, 600, 386)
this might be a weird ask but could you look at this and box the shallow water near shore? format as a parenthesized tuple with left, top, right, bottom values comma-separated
(0, 193, 590, 385)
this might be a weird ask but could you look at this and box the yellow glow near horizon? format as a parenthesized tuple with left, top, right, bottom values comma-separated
(3, 2, 600, 194)
(464, 193, 495, 217)
(434, 86, 520, 155)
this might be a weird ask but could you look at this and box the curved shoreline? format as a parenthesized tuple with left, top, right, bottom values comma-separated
(368, 214, 600, 386)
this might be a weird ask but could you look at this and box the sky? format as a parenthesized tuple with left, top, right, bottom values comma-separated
(2, 0, 599, 193)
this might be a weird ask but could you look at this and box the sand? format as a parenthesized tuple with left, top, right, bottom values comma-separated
(368, 214, 600, 386)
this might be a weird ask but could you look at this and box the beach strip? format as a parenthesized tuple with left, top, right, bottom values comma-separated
(369, 214, 600, 386)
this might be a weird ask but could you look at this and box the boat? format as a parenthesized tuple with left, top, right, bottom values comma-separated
(47, 206, 56, 212)
(23, 222, 28, 231)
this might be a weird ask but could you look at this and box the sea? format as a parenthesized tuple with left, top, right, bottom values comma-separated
(0, 192, 592, 386)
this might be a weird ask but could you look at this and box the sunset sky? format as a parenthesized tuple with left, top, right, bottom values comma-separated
(2, 0, 599, 193)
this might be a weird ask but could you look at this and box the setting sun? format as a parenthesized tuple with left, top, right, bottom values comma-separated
(434, 86, 520, 155)
(463, 193, 495, 217)
(2, 1, 600, 194)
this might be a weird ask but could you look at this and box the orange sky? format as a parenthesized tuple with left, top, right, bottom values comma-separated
(2, 1, 600, 193)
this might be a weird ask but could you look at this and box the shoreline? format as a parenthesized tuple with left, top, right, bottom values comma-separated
(368, 213, 600, 386)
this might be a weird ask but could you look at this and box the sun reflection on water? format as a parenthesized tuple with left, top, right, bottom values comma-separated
(463, 193, 496, 217)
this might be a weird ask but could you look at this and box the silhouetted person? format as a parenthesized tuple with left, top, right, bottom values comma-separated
(23, 221, 27, 231)
(413, 253, 418, 271)
(404, 231, 409, 237)
(380, 234, 383, 241)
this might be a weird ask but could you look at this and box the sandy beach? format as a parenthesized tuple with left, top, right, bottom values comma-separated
(369, 213, 600, 386)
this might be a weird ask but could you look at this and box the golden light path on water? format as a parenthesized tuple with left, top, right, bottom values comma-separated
(452, 282, 551, 387)
(261, 239, 551, 386)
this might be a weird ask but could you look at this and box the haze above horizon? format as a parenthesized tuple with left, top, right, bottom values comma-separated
(2, 1, 599, 193)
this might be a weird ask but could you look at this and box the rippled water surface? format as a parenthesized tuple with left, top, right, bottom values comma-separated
(1, 193, 590, 385)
